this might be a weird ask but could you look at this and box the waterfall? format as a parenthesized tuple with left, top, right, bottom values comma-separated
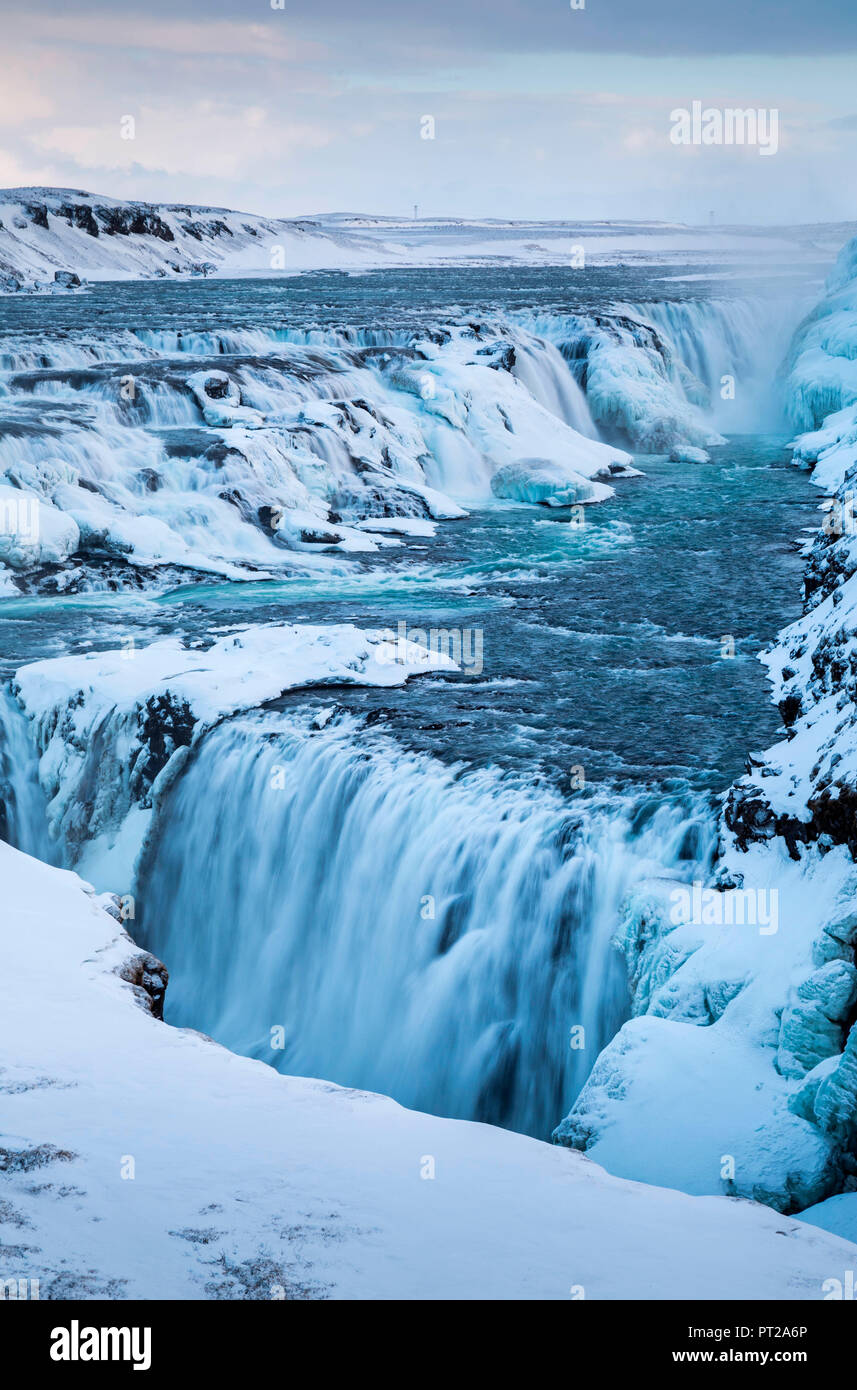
(136, 711, 715, 1139)
(0, 687, 56, 864)
(509, 295, 809, 443)
(510, 336, 599, 438)
(621, 296, 808, 432)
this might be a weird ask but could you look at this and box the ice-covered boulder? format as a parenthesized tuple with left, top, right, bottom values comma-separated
(791, 1025, 857, 1142)
(187, 370, 265, 428)
(669, 444, 710, 464)
(490, 458, 612, 507)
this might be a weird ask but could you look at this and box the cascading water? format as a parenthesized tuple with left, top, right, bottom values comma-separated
(509, 335, 598, 438)
(136, 710, 716, 1138)
(623, 296, 809, 432)
(0, 687, 57, 864)
(508, 294, 809, 445)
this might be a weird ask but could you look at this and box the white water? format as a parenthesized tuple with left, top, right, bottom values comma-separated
(0, 687, 57, 864)
(136, 711, 715, 1138)
(0, 297, 794, 586)
(509, 295, 807, 442)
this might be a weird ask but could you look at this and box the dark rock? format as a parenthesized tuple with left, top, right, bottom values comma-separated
(94, 205, 175, 242)
(117, 951, 169, 1020)
(257, 503, 283, 533)
(56, 203, 99, 238)
(202, 375, 230, 399)
(24, 202, 50, 230)
(137, 694, 195, 788)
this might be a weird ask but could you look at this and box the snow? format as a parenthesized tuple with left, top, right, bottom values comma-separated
(555, 845, 856, 1211)
(3, 192, 847, 291)
(15, 623, 458, 729)
(2, 836, 855, 1299)
(798, 1194, 857, 1245)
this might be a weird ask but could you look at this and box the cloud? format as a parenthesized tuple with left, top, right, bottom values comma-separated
(1, 1, 856, 223)
(3, 11, 324, 62)
(32, 104, 334, 181)
(15, 0, 854, 57)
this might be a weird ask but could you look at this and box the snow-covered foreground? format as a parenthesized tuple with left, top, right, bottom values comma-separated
(3, 839, 856, 1301)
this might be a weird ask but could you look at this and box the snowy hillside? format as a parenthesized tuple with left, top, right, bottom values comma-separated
(0, 188, 383, 290)
(2, 836, 855, 1300)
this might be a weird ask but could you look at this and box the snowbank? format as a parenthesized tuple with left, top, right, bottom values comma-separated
(2, 837, 854, 1299)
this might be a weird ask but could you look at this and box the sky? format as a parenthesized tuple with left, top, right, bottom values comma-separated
(1, 0, 856, 225)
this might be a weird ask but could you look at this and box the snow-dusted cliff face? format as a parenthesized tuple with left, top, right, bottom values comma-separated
(0, 188, 379, 290)
(555, 238, 857, 1225)
(4, 624, 455, 877)
(726, 239, 857, 859)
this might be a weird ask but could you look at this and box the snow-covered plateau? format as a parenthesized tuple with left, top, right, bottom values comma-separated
(0, 188, 388, 291)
